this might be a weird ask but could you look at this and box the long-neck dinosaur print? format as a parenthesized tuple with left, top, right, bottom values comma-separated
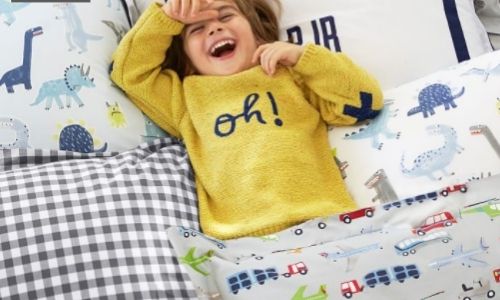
(407, 83, 465, 118)
(0, 0, 28, 26)
(31, 64, 95, 110)
(54, 3, 102, 53)
(343, 100, 401, 150)
(0, 26, 43, 93)
(0, 117, 29, 149)
(401, 124, 464, 180)
(470, 125, 500, 159)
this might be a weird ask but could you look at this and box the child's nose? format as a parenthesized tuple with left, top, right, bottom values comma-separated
(208, 27, 223, 36)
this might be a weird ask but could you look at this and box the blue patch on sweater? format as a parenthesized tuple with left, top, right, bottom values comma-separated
(343, 92, 380, 122)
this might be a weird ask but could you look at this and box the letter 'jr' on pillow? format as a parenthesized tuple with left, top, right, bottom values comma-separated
(126, 0, 491, 89)
(0, 1, 168, 153)
(280, 0, 492, 89)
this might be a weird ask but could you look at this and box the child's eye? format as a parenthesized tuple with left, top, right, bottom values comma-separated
(220, 14, 233, 21)
(189, 25, 204, 34)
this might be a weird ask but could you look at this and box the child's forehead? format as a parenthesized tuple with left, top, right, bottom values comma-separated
(208, 0, 240, 11)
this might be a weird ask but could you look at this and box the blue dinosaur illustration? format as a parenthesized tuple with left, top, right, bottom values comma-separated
(54, 3, 103, 53)
(59, 124, 107, 153)
(343, 100, 401, 150)
(31, 64, 95, 110)
(0, 0, 28, 26)
(407, 83, 465, 118)
(0, 117, 29, 149)
(401, 124, 463, 180)
(0, 26, 43, 94)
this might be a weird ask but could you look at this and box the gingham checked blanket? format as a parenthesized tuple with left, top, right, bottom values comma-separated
(0, 138, 199, 299)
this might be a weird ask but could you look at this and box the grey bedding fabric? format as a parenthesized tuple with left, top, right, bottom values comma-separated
(169, 174, 500, 299)
(0, 138, 198, 299)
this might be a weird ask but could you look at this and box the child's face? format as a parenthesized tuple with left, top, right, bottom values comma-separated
(182, 0, 259, 76)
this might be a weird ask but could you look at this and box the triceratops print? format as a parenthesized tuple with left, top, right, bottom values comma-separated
(407, 83, 465, 118)
(31, 64, 95, 110)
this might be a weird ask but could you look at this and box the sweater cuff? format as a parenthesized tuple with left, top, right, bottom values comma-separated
(292, 43, 324, 75)
(138, 2, 184, 35)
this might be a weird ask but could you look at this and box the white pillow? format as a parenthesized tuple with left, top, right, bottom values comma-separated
(280, 0, 492, 89)
(0, 1, 167, 152)
(328, 50, 500, 208)
(124, 0, 492, 89)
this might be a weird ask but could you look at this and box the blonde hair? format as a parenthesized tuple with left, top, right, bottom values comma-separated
(163, 0, 282, 78)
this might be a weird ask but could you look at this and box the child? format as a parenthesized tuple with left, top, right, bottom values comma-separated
(110, 0, 383, 240)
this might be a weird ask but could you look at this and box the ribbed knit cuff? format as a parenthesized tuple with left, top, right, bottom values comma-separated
(292, 43, 323, 75)
(138, 2, 184, 35)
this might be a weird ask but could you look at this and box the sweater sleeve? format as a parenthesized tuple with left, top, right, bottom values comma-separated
(291, 43, 384, 126)
(110, 3, 185, 139)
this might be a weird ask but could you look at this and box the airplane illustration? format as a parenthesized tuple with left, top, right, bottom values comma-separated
(319, 243, 381, 271)
(428, 238, 489, 270)
(179, 247, 214, 276)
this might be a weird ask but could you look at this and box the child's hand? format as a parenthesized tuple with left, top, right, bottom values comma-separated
(252, 42, 305, 76)
(162, 0, 218, 24)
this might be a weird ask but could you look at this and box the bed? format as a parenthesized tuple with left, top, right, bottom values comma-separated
(0, 0, 498, 299)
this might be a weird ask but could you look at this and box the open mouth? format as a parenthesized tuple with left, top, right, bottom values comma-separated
(210, 39, 236, 58)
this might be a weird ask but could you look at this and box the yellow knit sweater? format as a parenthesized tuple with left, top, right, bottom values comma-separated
(111, 3, 383, 239)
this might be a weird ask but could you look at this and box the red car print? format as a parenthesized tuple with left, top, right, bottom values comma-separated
(494, 268, 500, 283)
(412, 211, 457, 236)
(440, 184, 467, 197)
(339, 207, 375, 224)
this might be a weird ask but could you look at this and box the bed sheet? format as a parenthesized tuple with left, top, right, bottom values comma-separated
(169, 174, 500, 299)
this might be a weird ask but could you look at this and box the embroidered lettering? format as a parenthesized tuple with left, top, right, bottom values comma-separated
(214, 92, 283, 137)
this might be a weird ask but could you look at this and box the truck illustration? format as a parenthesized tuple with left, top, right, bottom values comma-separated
(340, 264, 420, 297)
(282, 262, 308, 277)
(226, 267, 279, 294)
(340, 280, 364, 298)
(440, 183, 467, 196)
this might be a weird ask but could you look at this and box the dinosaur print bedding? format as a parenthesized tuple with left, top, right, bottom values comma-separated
(0, 1, 168, 153)
(327, 50, 500, 208)
(168, 174, 500, 300)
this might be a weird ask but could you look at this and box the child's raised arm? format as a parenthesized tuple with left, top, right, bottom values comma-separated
(110, 3, 188, 138)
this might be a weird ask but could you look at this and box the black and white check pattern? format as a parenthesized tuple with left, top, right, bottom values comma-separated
(0, 138, 199, 299)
